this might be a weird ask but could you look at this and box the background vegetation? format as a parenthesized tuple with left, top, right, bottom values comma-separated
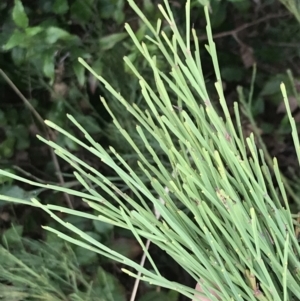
(1, 0, 300, 300)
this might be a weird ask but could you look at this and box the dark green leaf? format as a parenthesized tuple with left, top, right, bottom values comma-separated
(251, 96, 265, 116)
(113, 0, 125, 24)
(0, 169, 15, 187)
(99, 33, 127, 51)
(45, 232, 65, 252)
(12, 0, 29, 28)
(93, 220, 114, 234)
(210, 1, 227, 28)
(3, 30, 25, 50)
(70, 0, 94, 23)
(260, 122, 276, 134)
(0, 110, 6, 126)
(53, 0, 69, 14)
(73, 115, 101, 134)
(45, 27, 71, 44)
(221, 66, 244, 82)
(0, 137, 15, 159)
(260, 74, 289, 96)
(2, 225, 23, 246)
(230, 0, 251, 11)
(99, 0, 116, 19)
(25, 26, 44, 37)
(138, 291, 178, 301)
(64, 215, 89, 231)
(0, 185, 43, 201)
(72, 61, 86, 87)
(60, 135, 79, 151)
(74, 243, 98, 265)
(42, 52, 55, 82)
(94, 266, 126, 301)
(143, 0, 155, 13)
(167, 290, 179, 301)
(11, 47, 26, 65)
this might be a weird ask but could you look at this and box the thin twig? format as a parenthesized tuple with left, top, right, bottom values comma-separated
(0, 69, 73, 209)
(130, 239, 151, 301)
(130, 173, 173, 301)
(266, 41, 300, 48)
(12, 165, 58, 185)
(198, 12, 290, 41)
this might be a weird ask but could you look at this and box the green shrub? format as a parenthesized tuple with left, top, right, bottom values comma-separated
(0, 225, 127, 301)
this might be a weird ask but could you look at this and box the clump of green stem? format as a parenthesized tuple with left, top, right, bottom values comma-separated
(0, 1, 300, 300)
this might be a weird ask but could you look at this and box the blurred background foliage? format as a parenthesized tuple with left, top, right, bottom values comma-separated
(1, 0, 300, 300)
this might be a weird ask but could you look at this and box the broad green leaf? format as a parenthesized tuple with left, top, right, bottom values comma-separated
(0, 110, 6, 126)
(64, 215, 88, 231)
(210, 0, 227, 28)
(45, 231, 65, 252)
(25, 26, 44, 37)
(0, 185, 43, 201)
(112, 0, 125, 24)
(12, 0, 29, 28)
(45, 27, 71, 44)
(70, 0, 94, 23)
(61, 135, 79, 151)
(230, 0, 251, 11)
(3, 30, 25, 50)
(5, 125, 30, 150)
(38, 0, 53, 12)
(251, 96, 265, 116)
(74, 243, 98, 265)
(53, 0, 69, 14)
(0, 168, 15, 185)
(0, 137, 15, 158)
(11, 47, 26, 65)
(143, 0, 154, 13)
(93, 220, 114, 234)
(260, 74, 289, 96)
(0, 185, 25, 199)
(167, 290, 179, 301)
(221, 66, 244, 82)
(72, 61, 86, 87)
(91, 58, 103, 75)
(73, 115, 101, 134)
(99, 0, 116, 19)
(42, 52, 55, 82)
(135, 23, 147, 41)
(99, 33, 127, 51)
